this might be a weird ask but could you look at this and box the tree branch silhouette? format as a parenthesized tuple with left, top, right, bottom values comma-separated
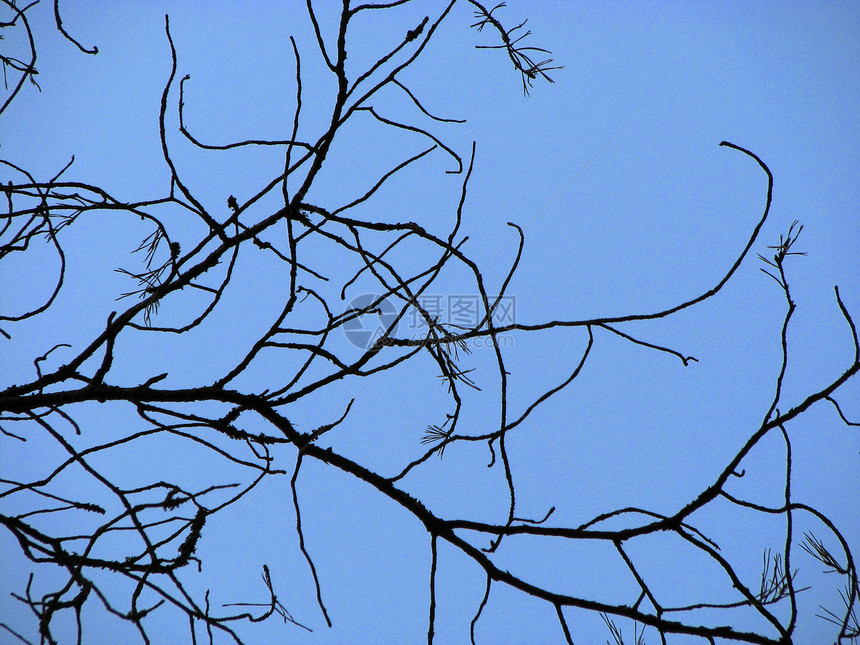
(1, 2, 856, 644)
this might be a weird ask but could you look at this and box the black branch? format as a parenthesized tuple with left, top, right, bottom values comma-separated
(0, 3, 856, 644)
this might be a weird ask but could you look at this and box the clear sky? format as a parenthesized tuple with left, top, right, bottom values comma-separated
(1, 2, 858, 644)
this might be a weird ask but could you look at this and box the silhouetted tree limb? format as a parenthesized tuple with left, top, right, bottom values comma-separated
(1, 2, 856, 644)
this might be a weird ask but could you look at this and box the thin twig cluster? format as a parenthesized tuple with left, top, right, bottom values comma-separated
(1, 2, 857, 644)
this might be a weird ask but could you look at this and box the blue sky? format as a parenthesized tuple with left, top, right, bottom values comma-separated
(1, 2, 858, 644)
